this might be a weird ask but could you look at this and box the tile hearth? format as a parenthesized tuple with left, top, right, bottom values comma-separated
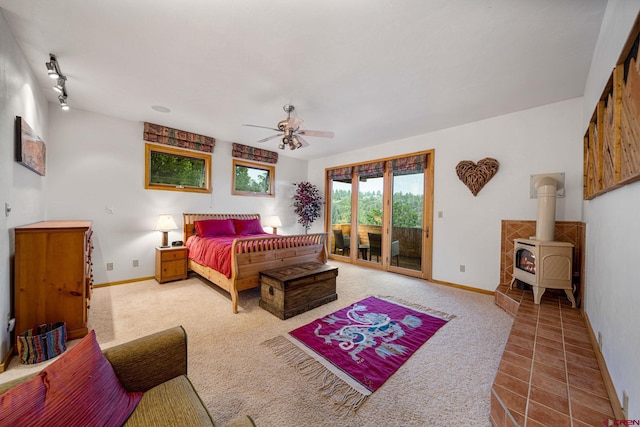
(492, 285, 615, 427)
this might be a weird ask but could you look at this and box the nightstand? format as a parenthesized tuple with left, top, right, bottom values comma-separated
(155, 246, 188, 283)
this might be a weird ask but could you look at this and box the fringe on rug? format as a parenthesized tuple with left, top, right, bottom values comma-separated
(376, 295, 456, 321)
(262, 335, 368, 414)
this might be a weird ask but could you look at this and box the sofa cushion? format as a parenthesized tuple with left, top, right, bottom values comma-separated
(123, 375, 215, 426)
(195, 219, 236, 236)
(233, 218, 265, 235)
(0, 330, 142, 426)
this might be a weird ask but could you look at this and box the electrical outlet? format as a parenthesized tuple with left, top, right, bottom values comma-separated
(623, 390, 629, 420)
(460, 265, 465, 273)
(133, 259, 139, 267)
(106, 262, 114, 271)
(438, 211, 443, 218)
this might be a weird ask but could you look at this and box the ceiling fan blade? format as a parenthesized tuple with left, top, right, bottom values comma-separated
(243, 124, 280, 132)
(298, 129, 334, 138)
(294, 135, 310, 147)
(287, 116, 303, 130)
(257, 134, 282, 143)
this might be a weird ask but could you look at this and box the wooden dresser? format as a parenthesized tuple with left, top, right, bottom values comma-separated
(14, 221, 93, 341)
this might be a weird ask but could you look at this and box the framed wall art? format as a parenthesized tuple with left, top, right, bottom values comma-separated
(584, 12, 640, 199)
(15, 116, 46, 176)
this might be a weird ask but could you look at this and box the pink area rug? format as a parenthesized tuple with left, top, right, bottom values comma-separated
(264, 296, 454, 412)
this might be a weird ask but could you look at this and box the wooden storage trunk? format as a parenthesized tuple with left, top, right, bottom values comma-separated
(259, 262, 338, 319)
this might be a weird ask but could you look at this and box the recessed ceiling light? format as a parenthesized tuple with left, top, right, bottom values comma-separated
(151, 105, 171, 113)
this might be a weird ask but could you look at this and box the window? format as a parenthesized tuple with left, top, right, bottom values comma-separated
(232, 159, 275, 197)
(145, 144, 211, 193)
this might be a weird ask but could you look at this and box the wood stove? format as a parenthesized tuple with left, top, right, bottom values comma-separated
(510, 174, 576, 307)
(511, 238, 576, 307)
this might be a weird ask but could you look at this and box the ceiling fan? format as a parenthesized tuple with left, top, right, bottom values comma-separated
(243, 104, 334, 150)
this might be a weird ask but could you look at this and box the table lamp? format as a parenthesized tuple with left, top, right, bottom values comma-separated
(264, 215, 282, 234)
(154, 214, 177, 248)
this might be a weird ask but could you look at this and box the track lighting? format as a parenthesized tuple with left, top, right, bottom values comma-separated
(45, 54, 69, 111)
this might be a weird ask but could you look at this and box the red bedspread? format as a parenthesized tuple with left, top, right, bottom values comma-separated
(186, 234, 272, 278)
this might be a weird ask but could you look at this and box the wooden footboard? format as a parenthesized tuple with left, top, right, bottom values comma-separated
(183, 213, 328, 313)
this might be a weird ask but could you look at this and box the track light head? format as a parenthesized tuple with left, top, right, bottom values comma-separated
(53, 77, 66, 94)
(46, 62, 59, 79)
(278, 138, 286, 150)
(46, 54, 60, 79)
(292, 136, 303, 149)
(58, 95, 69, 111)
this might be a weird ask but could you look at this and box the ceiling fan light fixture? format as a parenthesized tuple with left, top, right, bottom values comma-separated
(245, 104, 333, 150)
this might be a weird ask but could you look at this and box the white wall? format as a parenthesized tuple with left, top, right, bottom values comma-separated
(0, 12, 49, 361)
(45, 107, 310, 284)
(582, 0, 640, 418)
(308, 98, 584, 292)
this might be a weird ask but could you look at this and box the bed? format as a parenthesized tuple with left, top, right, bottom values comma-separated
(183, 213, 328, 313)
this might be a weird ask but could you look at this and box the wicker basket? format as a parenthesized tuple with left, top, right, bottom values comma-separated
(16, 322, 67, 364)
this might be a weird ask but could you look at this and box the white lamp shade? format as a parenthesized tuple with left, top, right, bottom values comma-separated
(264, 215, 282, 228)
(154, 214, 178, 232)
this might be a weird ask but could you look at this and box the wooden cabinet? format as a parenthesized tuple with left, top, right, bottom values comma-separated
(155, 246, 188, 283)
(14, 221, 93, 341)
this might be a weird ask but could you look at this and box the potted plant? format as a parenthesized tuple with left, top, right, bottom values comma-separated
(293, 181, 323, 233)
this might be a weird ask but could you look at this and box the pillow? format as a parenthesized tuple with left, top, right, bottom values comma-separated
(194, 219, 236, 236)
(0, 330, 142, 426)
(233, 218, 266, 235)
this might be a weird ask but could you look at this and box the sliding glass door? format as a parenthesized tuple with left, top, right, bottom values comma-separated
(328, 168, 353, 258)
(389, 156, 427, 272)
(326, 151, 433, 280)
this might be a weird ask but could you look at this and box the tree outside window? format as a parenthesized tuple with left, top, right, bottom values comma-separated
(232, 159, 275, 197)
(145, 144, 211, 193)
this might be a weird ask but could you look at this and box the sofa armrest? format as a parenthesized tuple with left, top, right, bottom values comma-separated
(102, 326, 188, 392)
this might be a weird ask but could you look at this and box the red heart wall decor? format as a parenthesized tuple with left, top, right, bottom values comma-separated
(455, 157, 500, 196)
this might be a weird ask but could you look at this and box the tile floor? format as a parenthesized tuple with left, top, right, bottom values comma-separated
(491, 284, 616, 427)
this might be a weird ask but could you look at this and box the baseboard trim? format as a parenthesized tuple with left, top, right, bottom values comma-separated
(430, 279, 495, 296)
(94, 276, 155, 288)
(583, 311, 624, 420)
(0, 345, 14, 373)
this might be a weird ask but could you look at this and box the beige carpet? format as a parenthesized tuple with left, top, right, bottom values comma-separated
(1, 262, 513, 427)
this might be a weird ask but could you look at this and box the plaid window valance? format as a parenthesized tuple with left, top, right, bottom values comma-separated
(357, 161, 386, 179)
(143, 122, 215, 153)
(232, 143, 278, 164)
(391, 154, 427, 175)
(328, 167, 353, 181)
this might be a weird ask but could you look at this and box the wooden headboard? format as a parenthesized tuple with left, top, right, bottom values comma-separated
(183, 213, 261, 241)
